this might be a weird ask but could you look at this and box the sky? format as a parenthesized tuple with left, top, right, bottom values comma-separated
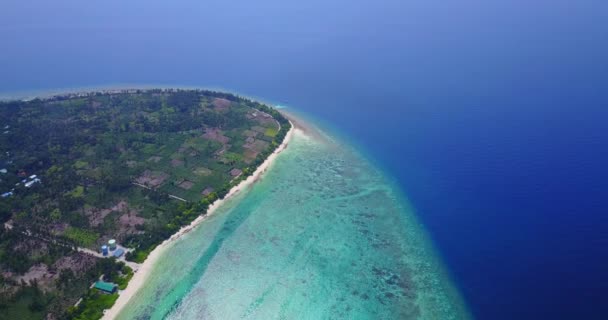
(1, 1, 608, 318)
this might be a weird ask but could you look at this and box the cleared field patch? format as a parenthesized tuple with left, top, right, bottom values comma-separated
(251, 126, 267, 134)
(212, 97, 231, 110)
(171, 159, 184, 167)
(256, 116, 277, 126)
(243, 149, 259, 163)
(242, 129, 258, 138)
(202, 128, 230, 144)
(230, 168, 243, 177)
(135, 170, 169, 189)
(85, 206, 114, 227)
(63, 227, 99, 248)
(201, 187, 214, 196)
(193, 167, 212, 176)
(251, 140, 270, 152)
(185, 135, 222, 154)
(178, 180, 195, 190)
(118, 210, 145, 236)
(264, 127, 278, 137)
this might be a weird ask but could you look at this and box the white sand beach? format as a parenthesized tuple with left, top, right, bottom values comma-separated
(102, 121, 294, 320)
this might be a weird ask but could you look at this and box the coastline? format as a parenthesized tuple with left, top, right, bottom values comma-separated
(102, 119, 294, 320)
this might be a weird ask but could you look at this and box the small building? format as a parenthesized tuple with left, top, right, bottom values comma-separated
(1, 192, 13, 198)
(101, 245, 109, 256)
(24, 178, 41, 188)
(0, 169, 7, 174)
(94, 281, 117, 294)
(113, 248, 125, 258)
(108, 239, 117, 250)
(29, 174, 37, 179)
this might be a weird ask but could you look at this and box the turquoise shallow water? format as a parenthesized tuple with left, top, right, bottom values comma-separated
(117, 118, 469, 320)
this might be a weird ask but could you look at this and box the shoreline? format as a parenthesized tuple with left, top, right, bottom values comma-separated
(101, 119, 294, 320)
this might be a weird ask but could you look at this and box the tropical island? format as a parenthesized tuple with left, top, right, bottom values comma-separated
(0, 89, 291, 319)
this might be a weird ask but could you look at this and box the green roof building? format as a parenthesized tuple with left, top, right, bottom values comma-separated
(94, 281, 117, 294)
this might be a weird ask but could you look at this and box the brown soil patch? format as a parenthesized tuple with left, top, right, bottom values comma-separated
(15, 264, 55, 290)
(85, 207, 112, 227)
(178, 180, 195, 190)
(171, 159, 184, 167)
(85, 201, 128, 227)
(118, 210, 145, 235)
(136, 170, 169, 188)
(256, 117, 276, 126)
(201, 187, 214, 196)
(243, 150, 259, 164)
(112, 201, 128, 212)
(251, 140, 270, 152)
(52, 252, 97, 276)
(202, 127, 230, 144)
(14, 239, 48, 257)
(230, 168, 243, 177)
(251, 126, 267, 133)
(243, 130, 258, 138)
(212, 98, 231, 110)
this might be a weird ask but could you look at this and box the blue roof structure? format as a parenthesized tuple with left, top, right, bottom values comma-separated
(94, 281, 117, 294)
(113, 248, 125, 258)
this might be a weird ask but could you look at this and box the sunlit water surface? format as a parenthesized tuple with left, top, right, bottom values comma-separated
(116, 118, 469, 320)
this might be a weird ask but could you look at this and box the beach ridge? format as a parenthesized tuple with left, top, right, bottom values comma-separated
(101, 120, 294, 320)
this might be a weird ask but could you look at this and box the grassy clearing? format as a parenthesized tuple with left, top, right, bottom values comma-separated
(129, 247, 153, 263)
(64, 227, 98, 247)
(264, 127, 278, 137)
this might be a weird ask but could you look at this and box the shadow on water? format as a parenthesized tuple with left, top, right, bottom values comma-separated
(144, 205, 257, 319)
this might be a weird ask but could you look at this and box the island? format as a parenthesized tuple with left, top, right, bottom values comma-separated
(0, 89, 292, 319)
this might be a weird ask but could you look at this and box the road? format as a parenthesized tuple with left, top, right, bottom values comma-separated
(3, 222, 141, 271)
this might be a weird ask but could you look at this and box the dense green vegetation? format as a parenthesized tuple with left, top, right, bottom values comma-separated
(70, 291, 118, 320)
(66, 261, 131, 320)
(0, 228, 131, 320)
(0, 89, 291, 319)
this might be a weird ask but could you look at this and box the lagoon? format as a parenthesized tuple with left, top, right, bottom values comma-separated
(115, 116, 469, 320)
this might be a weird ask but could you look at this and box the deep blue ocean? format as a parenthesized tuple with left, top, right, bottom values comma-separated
(2, 1, 607, 318)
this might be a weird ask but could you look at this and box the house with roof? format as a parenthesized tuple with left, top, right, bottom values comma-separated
(25, 178, 41, 188)
(94, 281, 118, 294)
